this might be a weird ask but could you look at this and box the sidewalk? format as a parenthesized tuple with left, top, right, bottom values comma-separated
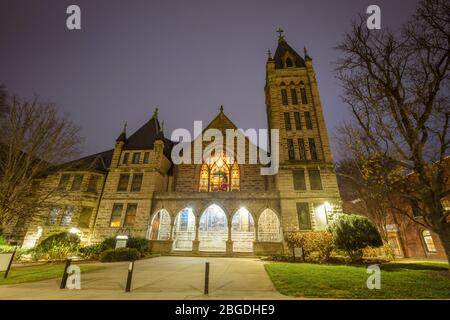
(0, 256, 290, 300)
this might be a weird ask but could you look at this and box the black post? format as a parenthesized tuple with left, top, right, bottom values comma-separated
(125, 261, 134, 292)
(60, 258, 72, 289)
(3, 246, 17, 279)
(204, 261, 210, 295)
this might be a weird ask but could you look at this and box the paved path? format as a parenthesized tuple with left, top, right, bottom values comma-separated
(0, 256, 290, 300)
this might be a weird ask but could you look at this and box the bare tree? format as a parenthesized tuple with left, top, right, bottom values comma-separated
(335, 0, 450, 264)
(0, 88, 83, 235)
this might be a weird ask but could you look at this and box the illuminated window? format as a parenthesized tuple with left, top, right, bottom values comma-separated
(110, 203, 123, 227)
(313, 203, 328, 230)
(198, 155, 239, 192)
(231, 162, 240, 191)
(422, 230, 437, 253)
(199, 163, 209, 192)
(124, 204, 137, 227)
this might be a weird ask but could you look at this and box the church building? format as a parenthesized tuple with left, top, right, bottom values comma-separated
(21, 32, 343, 255)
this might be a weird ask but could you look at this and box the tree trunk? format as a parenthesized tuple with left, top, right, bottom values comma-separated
(436, 225, 450, 269)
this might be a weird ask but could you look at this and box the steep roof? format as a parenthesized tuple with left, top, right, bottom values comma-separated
(66, 149, 114, 172)
(273, 38, 306, 69)
(122, 116, 173, 158)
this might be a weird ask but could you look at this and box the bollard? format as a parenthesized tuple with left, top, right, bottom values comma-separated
(125, 261, 135, 292)
(3, 246, 17, 279)
(60, 258, 72, 289)
(204, 261, 210, 295)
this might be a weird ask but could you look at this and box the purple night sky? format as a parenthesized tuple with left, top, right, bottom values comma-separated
(1, 0, 418, 158)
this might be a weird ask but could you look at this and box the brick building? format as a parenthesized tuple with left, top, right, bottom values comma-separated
(20, 33, 343, 255)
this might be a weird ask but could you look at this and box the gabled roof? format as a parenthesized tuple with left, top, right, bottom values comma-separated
(273, 39, 306, 69)
(122, 116, 173, 158)
(66, 149, 114, 172)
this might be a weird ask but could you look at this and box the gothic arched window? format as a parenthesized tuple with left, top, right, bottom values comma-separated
(198, 154, 240, 192)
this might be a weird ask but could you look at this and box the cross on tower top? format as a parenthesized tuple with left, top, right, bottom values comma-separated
(276, 28, 285, 41)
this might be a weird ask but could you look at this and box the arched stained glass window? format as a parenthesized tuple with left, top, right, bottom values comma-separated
(198, 154, 240, 192)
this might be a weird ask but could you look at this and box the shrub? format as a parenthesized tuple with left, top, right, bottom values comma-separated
(0, 235, 8, 246)
(285, 231, 335, 262)
(99, 237, 116, 251)
(100, 248, 140, 262)
(363, 243, 395, 261)
(330, 214, 383, 261)
(0, 245, 28, 260)
(98, 236, 149, 253)
(127, 237, 150, 253)
(78, 243, 104, 260)
(32, 232, 80, 261)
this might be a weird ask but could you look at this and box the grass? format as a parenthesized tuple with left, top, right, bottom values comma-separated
(0, 263, 104, 285)
(265, 259, 450, 299)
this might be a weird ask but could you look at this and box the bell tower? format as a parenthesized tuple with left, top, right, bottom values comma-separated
(265, 29, 341, 233)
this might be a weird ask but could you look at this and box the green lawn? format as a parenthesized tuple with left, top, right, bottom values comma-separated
(0, 263, 104, 285)
(265, 260, 450, 299)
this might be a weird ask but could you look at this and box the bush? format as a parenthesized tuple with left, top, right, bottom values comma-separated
(127, 237, 150, 253)
(78, 243, 104, 260)
(99, 237, 116, 251)
(363, 243, 395, 261)
(32, 232, 80, 261)
(0, 245, 28, 260)
(100, 248, 140, 262)
(0, 235, 8, 246)
(285, 231, 335, 262)
(330, 214, 383, 261)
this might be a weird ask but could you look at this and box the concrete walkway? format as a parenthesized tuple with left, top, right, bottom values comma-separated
(0, 256, 290, 300)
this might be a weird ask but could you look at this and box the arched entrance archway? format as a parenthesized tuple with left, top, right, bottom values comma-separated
(172, 208, 196, 251)
(199, 204, 228, 252)
(148, 209, 171, 240)
(231, 207, 255, 252)
(258, 208, 282, 242)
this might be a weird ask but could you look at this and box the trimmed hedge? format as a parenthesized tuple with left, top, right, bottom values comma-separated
(285, 231, 335, 262)
(100, 248, 140, 262)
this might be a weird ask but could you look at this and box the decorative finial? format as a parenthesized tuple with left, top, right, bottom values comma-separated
(267, 48, 272, 60)
(276, 28, 285, 42)
(304, 47, 312, 60)
(123, 121, 127, 134)
(220, 105, 224, 112)
(160, 121, 164, 133)
(152, 107, 159, 120)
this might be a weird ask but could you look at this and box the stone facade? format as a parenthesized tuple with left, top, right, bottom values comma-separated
(20, 34, 342, 256)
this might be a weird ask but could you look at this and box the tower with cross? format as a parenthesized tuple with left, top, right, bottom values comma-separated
(265, 30, 341, 232)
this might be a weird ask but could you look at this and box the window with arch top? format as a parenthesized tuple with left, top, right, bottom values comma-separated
(199, 153, 240, 192)
(285, 57, 293, 67)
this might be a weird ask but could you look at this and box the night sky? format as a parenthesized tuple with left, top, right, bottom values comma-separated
(1, 0, 419, 158)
